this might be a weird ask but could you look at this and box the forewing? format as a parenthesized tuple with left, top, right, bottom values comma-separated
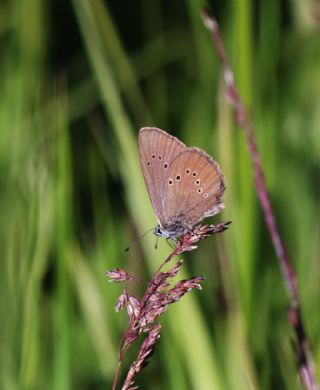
(162, 147, 225, 227)
(138, 127, 186, 224)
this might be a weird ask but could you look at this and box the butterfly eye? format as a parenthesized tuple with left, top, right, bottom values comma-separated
(147, 161, 151, 166)
(176, 175, 181, 181)
(193, 172, 197, 177)
(186, 169, 190, 174)
(164, 163, 168, 169)
(152, 154, 156, 159)
(204, 193, 208, 198)
(168, 179, 173, 185)
(158, 155, 162, 160)
(197, 188, 203, 193)
(195, 179, 200, 185)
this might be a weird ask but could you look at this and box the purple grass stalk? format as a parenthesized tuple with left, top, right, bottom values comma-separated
(107, 221, 230, 389)
(201, 9, 318, 390)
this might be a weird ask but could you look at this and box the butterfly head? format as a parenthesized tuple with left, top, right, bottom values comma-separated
(153, 225, 164, 237)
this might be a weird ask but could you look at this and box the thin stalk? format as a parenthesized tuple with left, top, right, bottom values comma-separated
(110, 247, 177, 389)
(108, 223, 229, 389)
(201, 9, 318, 390)
(112, 361, 122, 390)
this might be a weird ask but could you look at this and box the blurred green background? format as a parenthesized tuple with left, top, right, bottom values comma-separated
(1, 0, 320, 389)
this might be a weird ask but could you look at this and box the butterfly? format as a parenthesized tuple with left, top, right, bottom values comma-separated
(138, 127, 225, 239)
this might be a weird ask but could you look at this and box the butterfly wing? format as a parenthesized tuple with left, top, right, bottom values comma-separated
(138, 127, 187, 225)
(162, 147, 225, 229)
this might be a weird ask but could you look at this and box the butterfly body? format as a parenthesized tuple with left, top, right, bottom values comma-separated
(139, 127, 225, 239)
(153, 223, 186, 239)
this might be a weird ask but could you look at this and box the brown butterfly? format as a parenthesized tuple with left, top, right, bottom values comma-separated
(138, 127, 225, 239)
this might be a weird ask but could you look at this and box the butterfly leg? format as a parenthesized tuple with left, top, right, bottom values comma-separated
(166, 237, 178, 249)
(166, 237, 173, 248)
(183, 223, 202, 240)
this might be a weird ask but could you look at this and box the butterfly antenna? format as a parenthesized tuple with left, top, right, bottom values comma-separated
(125, 227, 154, 252)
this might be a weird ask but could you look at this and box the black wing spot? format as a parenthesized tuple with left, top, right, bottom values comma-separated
(164, 163, 168, 168)
(197, 188, 203, 193)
